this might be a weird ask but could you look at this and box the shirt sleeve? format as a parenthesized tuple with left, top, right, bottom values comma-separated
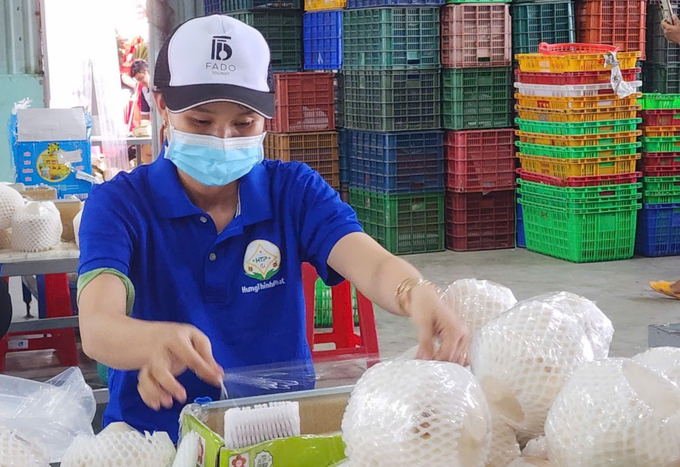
(78, 183, 136, 277)
(295, 164, 363, 286)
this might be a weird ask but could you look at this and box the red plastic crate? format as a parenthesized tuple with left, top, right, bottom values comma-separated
(576, 0, 647, 59)
(265, 72, 335, 133)
(514, 68, 640, 86)
(445, 129, 516, 192)
(641, 153, 680, 176)
(441, 4, 511, 68)
(517, 169, 641, 187)
(641, 110, 680, 127)
(445, 191, 515, 251)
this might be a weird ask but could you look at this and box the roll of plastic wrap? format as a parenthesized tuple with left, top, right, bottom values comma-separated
(0, 185, 24, 230)
(172, 431, 200, 467)
(11, 202, 62, 252)
(444, 279, 517, 335)
(633, 347, 680, 385)
(0, 426, 50, 466)
(342, 360, 492, 467)
(486, 416, 521, 467)
(546, 358, 680, 466)
(471, 300, 594, 436)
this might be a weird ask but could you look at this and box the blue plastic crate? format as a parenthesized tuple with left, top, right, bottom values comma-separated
(348, 130, 444, 193)
(347, 0, 442, 7)
(339, 129, 349, 186)
(636, 203, 680, 257)
(205, 0, 222, 13)
(516, 199, 525, 248)
(304, 11, 342, 70)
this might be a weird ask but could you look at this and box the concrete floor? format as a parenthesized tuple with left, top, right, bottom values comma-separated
(375, 249, 680, 359)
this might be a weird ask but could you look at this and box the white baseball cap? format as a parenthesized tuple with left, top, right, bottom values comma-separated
(153, 15, 274, 118)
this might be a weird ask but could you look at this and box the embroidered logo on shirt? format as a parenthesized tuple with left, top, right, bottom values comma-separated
(244, 240, 281, 281)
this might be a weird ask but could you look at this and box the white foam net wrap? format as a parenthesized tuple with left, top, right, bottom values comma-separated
(470, 300, 594, 436)
(0, 426, 50, 466)
(529, 292, 613, 359)
(507, 458, 552, 467)
(444, 279, 517, 335)
(73, 209, 83, 248)
(632, 347, 680, 385)
(0, 186, 24, 230)
(0, 229, 12, 250)
(546, 358, 680, 467)
(486, 416, 521, 467)
(11, 202, 62, 253)
(521, 436, 548, 460)
(60, 431, 176, 467)
(342, 360, 492, 467)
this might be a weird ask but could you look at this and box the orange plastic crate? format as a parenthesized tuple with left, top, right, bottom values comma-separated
(518, 153, 640, 178)
(516, 130, 641, 147)
(515, 105, 641, 123)
(642, 126, 680, 137)
(576, 0, 647, 60)
(514, 93, 640, 110)
(515, 50, 640, 73)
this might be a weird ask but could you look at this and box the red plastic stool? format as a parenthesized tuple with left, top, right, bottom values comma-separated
(0, 274, 79, 372)
(302, 263, 380, 362)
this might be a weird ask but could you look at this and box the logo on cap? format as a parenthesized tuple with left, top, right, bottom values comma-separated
(211, 35, 233, 61)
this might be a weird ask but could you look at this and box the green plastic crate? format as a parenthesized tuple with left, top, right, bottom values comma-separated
(641, 137, 680, 153)
(643, 64, 680, 94)
(442, 67, 512, 130)
(516, 141, 641, 159)
(519, 197, 639, 263)
(314, 278, 358, 328)
(511, 1, 576, 55)
(349, 188, 444, 254)
(343, 8, 440, 70)
(640, 94, 680, 110)
(343, 70, 441, 131)
(514, 118, 641, 136)
(230, 12, 302, 70)
(517, 180, 641, 210)
(641, 176, 680, 203)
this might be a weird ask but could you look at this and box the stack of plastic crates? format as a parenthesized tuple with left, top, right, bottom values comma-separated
(645, 0, 680, 93)
(343, 2, 445, 255)
(637, 94, 680, 256)
(515, 43, 643, 263)
(303, 0, 344, 71)
(511, 0, 576, 56)
(576, 0, 647, 59)
(264, 73, 340, 188)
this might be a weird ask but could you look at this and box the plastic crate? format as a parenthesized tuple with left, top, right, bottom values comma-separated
(511, 1, 576, 56)
(347, 0, 443, 7)
(265, 72, 334, 133)
(343, 70, 441, 132)
(229, 12, 302, 70)
(643, 64, 680, 94)
(514, 82, 641, 98)
(440, 4, 511, 68)
(445, 191, 515, 251)
(514, 68, 641, 86)
(636, 203, 680, 257)
(264, 132, 339, 188)
(516, 197, 526, 248)
(515, 105, 641, 123)
(640, 94, 680, 110)
(516, 141, 641, 159)
(642, 126, 680, 137)
(518, 197, 639, 262)
(514, 93, 641, 111)
(335, 72, 344, 128)
(305, 0, 345, 10)
(303, 11, 342, 70)
(442, 67, 512, 130)
(517, 169, 642, 187)
(517, 179, 641, 210)
(641, 137, 680, 153)
(514, 118, 641, 136)
(576, 0, 647, 59)
(445, 129, 516, 192)
(339, 128, 349, 186)
(641, 110, 680, 126)
(205, 0, 222, 13)
(349, 189, 445, 254)
(516, 130, 641, 147)
(342, 8, 439, 71)
(518, 153, 640, 178)
(642, 176, 680, 193)
(515, 50, 640, 73)
(348, 130, 445, 193)
(648, 5, 680, 65)
(640, 153, 680, 175)
(314, 278, 358, 328)
(222, 0, 301, 11)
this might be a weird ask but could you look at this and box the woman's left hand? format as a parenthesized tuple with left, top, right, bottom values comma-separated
(662, 15, 680, 45)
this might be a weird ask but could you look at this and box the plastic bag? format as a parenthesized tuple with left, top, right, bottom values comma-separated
(0, 367, 96, 462)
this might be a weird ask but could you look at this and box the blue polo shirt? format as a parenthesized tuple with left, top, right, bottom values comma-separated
(78, 151, 362, 440)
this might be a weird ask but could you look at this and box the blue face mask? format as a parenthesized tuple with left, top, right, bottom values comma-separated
(165, 125, 265, 187)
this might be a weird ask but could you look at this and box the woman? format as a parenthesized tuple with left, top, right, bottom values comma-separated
(77, 14, 470, 440)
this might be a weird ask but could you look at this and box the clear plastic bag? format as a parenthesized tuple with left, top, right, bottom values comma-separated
(0, 367, 96, 462)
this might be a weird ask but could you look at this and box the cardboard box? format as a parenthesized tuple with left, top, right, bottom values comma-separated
(9, 108, 93, 197)
(14, 185, 58, 201)
(181, 386, 351, 467)
(53, 198, 83, 242)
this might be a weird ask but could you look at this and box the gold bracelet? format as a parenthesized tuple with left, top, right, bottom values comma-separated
(395, 277, 437, 315)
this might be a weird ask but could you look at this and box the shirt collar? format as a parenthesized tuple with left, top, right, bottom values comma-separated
(149, 147, 272, 225)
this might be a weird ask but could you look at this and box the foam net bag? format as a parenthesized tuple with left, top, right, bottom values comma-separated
(530, 292, 613, 359)
(633, 347, 680, 385)
(470, 300, 594, 436)
(342, 360, 492, 467)
(507, 458, 552, 467)
(11, 202, 62, 253)
(522, 436, 548, 460)
(546, 358, 680, 467)
(444, 279, 517, 335)
(60, 431, 176, 467)
(0, 185, 24, 230)
(0, 229, 12, 250)
(0, 426, 50, 466)
(486, 416, 521, 467)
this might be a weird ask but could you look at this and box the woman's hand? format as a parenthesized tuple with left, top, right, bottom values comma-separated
(662, 15, 680, 45)
(137, 323, 223, 410)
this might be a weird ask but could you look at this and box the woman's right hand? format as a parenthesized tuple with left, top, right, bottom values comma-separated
(662, 15, 680, 45)
(137, 323, 223, 410)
